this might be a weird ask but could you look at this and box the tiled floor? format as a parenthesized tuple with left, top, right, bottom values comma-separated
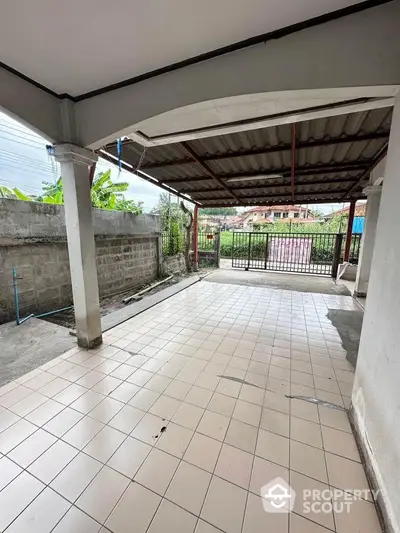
(0, 282, 382, 533)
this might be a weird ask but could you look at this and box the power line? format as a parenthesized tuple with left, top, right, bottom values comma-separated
(0, 153, 58, 175)
(0, 119, 45, 139)
(0, 133, 48, 150)
(0, 161, 55, 179)
(0, 151, 57, 172)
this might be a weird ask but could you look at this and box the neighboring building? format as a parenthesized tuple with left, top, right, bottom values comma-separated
(199, 214, 245, 231)
(325, 202, 367, 219)
(324, 202, 366, 233)
(240, 205, 316, 230)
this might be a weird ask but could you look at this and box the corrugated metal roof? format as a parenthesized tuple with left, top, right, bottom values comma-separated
(103, 107, 391, 207)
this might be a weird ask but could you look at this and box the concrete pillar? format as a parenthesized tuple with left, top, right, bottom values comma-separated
(354, 185, 382, 297)
(351, 94, 400, 532)
(54, 144, 102, 349)
(193, 206, 199, 272)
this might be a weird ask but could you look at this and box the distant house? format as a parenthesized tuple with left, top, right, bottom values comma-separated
(199, 214, 244, 231)
(239, 205, 316, 230)
(324, 201, 366, 233)
(325, 202, 367, 219)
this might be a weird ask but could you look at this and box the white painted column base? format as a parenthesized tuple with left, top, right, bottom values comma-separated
(54, 144, 102, 349)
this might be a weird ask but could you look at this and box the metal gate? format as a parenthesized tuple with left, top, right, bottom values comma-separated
(232, 232, 343, 276)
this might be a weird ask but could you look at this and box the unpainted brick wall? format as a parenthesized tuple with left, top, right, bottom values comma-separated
(0, 199, 160, 324)
(162, 253, 187, 275)
(0, 236, 159, 324)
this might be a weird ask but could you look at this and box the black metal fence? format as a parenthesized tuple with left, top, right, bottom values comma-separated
(161, 231, 186, 256)
(232, 232, 343, 275)
(341, 233, 362, 265)
(198, 232, 217, 251)
(162, 231, 220, 257)
(232, 231, 363, 275)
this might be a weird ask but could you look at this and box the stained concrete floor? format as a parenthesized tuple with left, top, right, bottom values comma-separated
(210, 259, 351, 296)
(327, 309, 364, 368)
(0, 318, 75, 387)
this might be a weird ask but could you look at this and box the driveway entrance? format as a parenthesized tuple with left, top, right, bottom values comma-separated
(232, 232, 342, 276)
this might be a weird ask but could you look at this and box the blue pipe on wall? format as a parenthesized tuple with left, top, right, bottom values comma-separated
(12, 268, 73, 326)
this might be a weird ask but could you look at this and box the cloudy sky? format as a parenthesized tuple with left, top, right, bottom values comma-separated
(0, 111, 342, 214)
(0, 112, 163, 211)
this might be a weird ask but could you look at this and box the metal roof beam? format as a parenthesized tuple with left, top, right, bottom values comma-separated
(291, 123, 296, 202)
(99, 150, 202, 206)
(187, 177, 360, 195)
(341, 143, 388, 199)
(161, 160, 372, 185)
(138, 131, 389, 169)
(201, 197, 366, 208)
(197, 188, 359, 202)
(180, 142, 241, 203)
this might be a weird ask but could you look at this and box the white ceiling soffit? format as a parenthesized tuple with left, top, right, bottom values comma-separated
(127, 87, 397, 146)
(0, 0, 366, 96)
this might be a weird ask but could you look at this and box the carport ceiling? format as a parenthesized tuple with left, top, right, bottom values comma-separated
(102, 107, 392, 207)
(0, 0, 371, 97)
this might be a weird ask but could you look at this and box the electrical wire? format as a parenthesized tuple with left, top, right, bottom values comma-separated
(0, 151, 58, 173)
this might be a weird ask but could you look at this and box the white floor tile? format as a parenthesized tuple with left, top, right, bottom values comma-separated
(76, 466, 130, 524)
(166, 460, 211, 514)
(105, 482, 160, 533)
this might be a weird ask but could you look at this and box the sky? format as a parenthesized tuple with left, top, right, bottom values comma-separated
(0, 112, 163, 211)
(0, 111, 343, 214)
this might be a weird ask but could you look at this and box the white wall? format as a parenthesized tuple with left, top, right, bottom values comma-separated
(0, 68, 62, 142)
(352, 95, 400, 532)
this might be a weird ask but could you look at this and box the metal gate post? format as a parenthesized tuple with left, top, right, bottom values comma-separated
(246, 233, 252, 271)
(214, 231, 221, 268)
(332, 233, 344, 278)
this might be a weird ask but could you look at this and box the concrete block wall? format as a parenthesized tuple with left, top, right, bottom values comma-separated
(0, 242, 72, 323)
(162, 253, 187, 276)
(0, 199, 160, 324)
(96, 236, 158, 297)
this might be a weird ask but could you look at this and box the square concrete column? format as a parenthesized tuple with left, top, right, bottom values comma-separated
(54, 144, 102, 348)
(351, 94, 400, 532)
(354, 184, 382, 297)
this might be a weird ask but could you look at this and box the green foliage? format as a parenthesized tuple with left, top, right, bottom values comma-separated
(163, 222, 184, 256)
(200, 207, 237, 215)
(12, 188, 33, 201)
(156, 193, 188, 231)
(0, 185, 15, 199)
(0, 186, 33, 201)
(6, 170, 143, 214)
(37, 178, 64, 204)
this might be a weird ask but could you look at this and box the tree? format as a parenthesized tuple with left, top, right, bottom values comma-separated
(200, 207, 237, 215)
(155, 192, 186, 232)
(38, 170, 143, 213)
(180, 201, 194, 272)
(309, 208, 325, 219)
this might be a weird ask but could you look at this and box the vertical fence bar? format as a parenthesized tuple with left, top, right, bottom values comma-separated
(214, 231, 221, 268)
(332, 233, 344, 278)
(246, 233, 252, 271)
